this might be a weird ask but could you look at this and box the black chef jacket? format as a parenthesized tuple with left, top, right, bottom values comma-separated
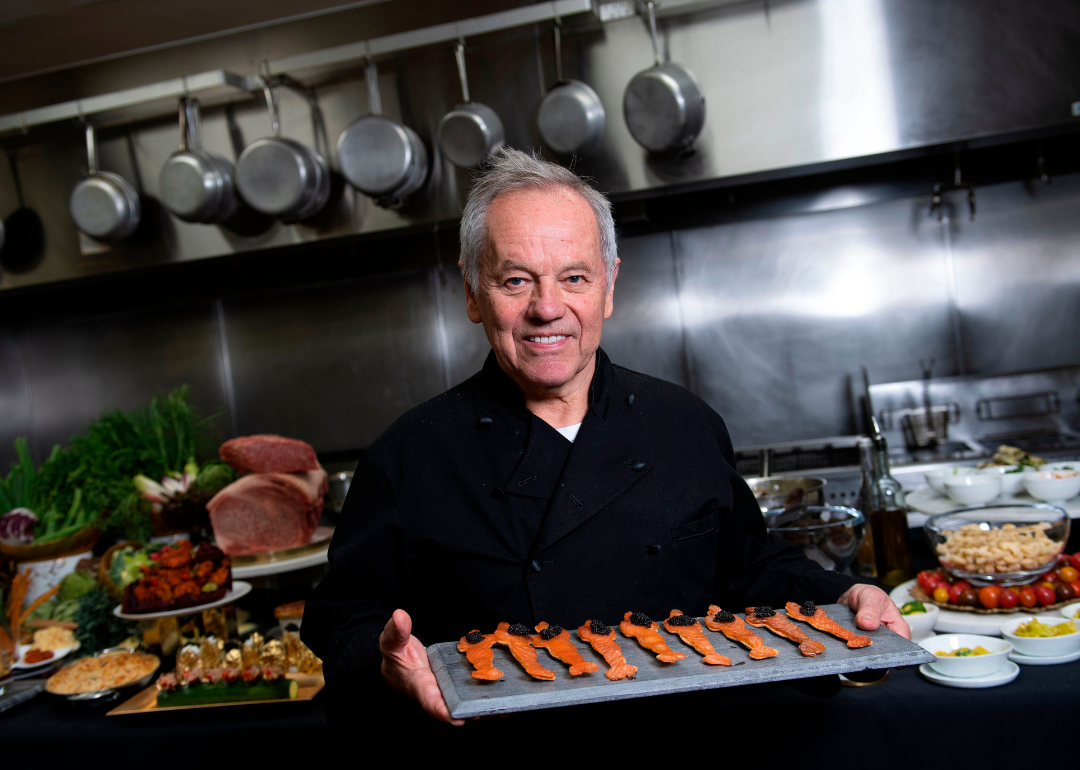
(304, 349, 860, 709)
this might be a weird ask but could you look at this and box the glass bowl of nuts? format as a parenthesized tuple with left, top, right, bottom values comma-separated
(924, 504, 1070, 586)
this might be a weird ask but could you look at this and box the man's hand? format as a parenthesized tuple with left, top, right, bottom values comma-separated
(380, 609, 464, 726)
(838, 583, 911, 639)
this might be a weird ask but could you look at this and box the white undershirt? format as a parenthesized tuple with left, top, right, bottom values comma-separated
(555, 422, 582, 443)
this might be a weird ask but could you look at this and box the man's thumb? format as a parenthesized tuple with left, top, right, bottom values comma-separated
(380, 609, 412, 652)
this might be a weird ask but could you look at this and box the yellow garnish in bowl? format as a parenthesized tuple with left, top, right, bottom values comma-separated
(936, 646, 992, 657)
(1014, 619, 1077, 638)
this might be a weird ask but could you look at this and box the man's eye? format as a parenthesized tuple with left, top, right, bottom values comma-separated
(506, 277, 526, 287)
(566, 275, 583, 284)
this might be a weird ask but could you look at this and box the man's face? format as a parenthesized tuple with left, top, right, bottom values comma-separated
(463, 187, 618, 394)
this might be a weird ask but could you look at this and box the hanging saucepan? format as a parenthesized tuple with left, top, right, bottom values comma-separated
(337, 60, 428, 208)
(69, 124, 141, 241)
(623, 1, 705, 155)
(235, 82, 330, 223)
(438, 41, 505, 169)
(159, 98, 238, 224)
(537, 21, 605, 157)
(1, 150, 46, 273)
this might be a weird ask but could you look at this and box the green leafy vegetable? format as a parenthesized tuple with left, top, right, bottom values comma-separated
(53, 599, 82, 623)
(57, 571, 98, 603)
(108, 546, 153, 589)
(72, 588, 138, 653)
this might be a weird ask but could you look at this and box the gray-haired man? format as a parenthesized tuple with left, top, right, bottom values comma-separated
(303, 148, 907, 730)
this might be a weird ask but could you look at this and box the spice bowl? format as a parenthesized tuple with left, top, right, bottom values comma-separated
(943, 473, 1001, 505)
(919, 634, 1012, 678)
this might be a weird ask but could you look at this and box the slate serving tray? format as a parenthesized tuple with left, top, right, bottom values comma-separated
(429, 604, 935, 719)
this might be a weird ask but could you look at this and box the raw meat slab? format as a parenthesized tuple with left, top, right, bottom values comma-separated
(428, 604, 934, 719)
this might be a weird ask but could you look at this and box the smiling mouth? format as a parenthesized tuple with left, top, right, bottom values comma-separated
(525, 335, 568, 344)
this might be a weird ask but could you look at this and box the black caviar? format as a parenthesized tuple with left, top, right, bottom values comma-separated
(629, 612, 652, 627)
(538, 625, 563, 640)
(666, 614, 696, 627)
(507, 623, 532, 637)
(465, 631, 485, 645)
(589, 619, 611, 635)
(800, 601, 817, 616)
(753, 606, 776, 619)
(712, 610, 735, 624)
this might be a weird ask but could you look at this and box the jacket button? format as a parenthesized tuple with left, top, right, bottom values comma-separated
(491, 488, 505, 500)
(626, 394, 635, 405)
(632, 460, 646, 472)
(478, 416, 494, 428)
(646, 544, 661, 555)
(531, 560, 542, 572)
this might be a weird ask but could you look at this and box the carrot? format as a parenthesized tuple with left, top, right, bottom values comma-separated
(6, 572, 29, 632)
(0, 623, 14, 655)
(16, 584, 60, 628)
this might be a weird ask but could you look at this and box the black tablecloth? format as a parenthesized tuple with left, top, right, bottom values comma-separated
(5, 660, 1076, 765)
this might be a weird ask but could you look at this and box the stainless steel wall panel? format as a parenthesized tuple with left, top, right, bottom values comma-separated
(947, 172, 1080, 376)
(19, 302, 230, 462)
(438, 266, 494, 390)
(0, 329, 32, 470)
(221, 269, 446, 452)
(676, 196, 955, 446)
(600, 231, 689, 388)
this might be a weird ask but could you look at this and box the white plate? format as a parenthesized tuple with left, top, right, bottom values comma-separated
(905, 486, 1080, 518)
(112, 581, 251, 619)
(1009, 649, 1080, 666)
(11, 642, 78, 670)
(919, 660, 1019, 688)
(890, 580, 1061, 636)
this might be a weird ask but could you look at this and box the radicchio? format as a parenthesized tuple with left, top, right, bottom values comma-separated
(0, 507, 38, 545)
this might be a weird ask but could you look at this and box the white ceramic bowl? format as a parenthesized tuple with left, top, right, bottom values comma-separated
(1059, 602, 1080, 622)
(1042, 462, 1080, 474)
(919, 634, 1012, 678)
(926, 466, 977, 495)
(1000, 615, 1080, 657)
(944, 474, 1001, 505)
(1022, 469, 1080, 503)
(977, 465, 1024, 497)
(902, 602, 939, 640)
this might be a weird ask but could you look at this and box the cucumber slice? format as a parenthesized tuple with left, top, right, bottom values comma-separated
(157, 678, 297, 706)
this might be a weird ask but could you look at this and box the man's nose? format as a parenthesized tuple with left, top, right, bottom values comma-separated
(527, 277, 565, 323)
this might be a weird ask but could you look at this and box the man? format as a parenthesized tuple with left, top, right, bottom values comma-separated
(304, 148, 908, 729)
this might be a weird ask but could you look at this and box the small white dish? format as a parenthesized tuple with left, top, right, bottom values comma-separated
(944, 474, 1001, 506)
(11, 642, 78, 670)
(977, 465, 1025, 497)
(1042, 462, 1080, 474)
(919, 633, 1012, 677)
(1009, 648, 1080, 666)
(919, 660, 1019, 688)
(1059, 602, 1080, 622)
(1023, 469, 1080, 503)
(901, 603, 940, 640)
(1000, 615, 1080, 657)
(925, 466, 977, 495)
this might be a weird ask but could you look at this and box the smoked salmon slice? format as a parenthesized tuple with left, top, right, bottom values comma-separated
(532, 622, 599, 676)
(704, 605, 778, 660)
(662, 610, 731, 666)
(578, 619, 637, 680)
(494, 622, 556, 680)
(744, 606, 826, 657)
(785, 601, 872, 648)
(620, 611, 686, 663)
(457, 630, 504, 681)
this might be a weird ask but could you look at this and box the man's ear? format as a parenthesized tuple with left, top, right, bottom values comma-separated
(462, 266, 483, 325)
(604, 258, 620, 319)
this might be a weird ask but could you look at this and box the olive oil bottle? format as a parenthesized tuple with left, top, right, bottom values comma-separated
(857, 435, 913, 586)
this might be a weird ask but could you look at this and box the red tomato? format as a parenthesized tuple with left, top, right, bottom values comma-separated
(933, 586, 951, 603)
(1042, 571, 1059, 583)
(952, 580, 972, 593)
(917, 571, 938, 592)
(1070, 580, 1080, 596)
(999, 588, 1020, 609)
(1058, 565, 1079, 584)
(948, 583, 966, 604)
(1019, 587, 1038, 608)
(978, 586, 1001, 609)
(1035, 585, 1057, 606)
(1070, 553, 1080, 571)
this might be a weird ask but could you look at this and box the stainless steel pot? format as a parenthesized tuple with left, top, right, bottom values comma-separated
(438, 41, 504, 169)
(69, 124, 141, 241)
(337, 60, 428, 207)
(745, 475, 827, 513)
(159, 98, 238, 224)
(235, 83, 330, 223)
(623, 2, 706, 154)
(537, 22, 605, 157)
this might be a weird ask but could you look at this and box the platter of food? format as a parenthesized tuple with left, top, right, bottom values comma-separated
(108, 671, 324, 714)
(12, 641, 78, 670)
(45, 648, 161, 702)
(113, 581, 251, 620)
(428, 603, 934, 719)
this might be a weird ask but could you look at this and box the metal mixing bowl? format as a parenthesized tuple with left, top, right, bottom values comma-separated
(745, 476, 827, 513)
(765, 505, 865, 573)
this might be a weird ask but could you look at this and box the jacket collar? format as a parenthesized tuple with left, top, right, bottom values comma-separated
(478, 347, 615, 418)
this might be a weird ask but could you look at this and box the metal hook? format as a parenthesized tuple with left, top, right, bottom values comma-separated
(552, 19, 564, 83)
(454, 39, 470, 103)
(262, 82, 281, 138)
(365, 59, 382, 116)
(645, 2, 661, 68)
(929, 182, 943, 222)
